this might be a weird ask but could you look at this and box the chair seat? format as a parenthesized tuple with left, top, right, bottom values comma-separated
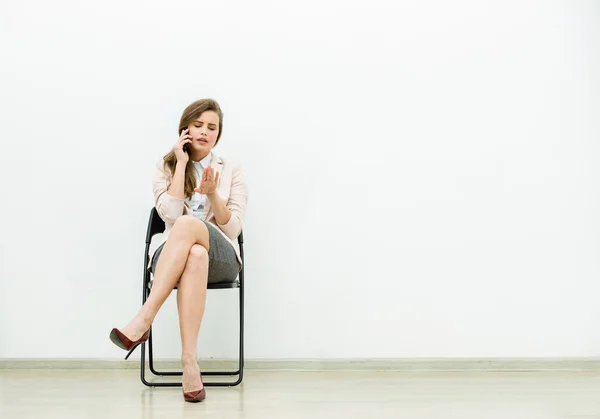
(148, 280, 240, 290)
(208, 281, 240, 289)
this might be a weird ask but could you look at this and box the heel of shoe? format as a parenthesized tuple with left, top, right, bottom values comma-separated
(110, 328, 151, 358)
(124, 342, 142, 360)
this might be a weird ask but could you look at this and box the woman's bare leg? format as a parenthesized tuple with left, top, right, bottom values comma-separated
(119, 215, 210, 341)
(177, 244, 209, 392)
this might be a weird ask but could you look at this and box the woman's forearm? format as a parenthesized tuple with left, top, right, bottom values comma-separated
(207, 192, 231, 226)
(167, 162, 187, 199)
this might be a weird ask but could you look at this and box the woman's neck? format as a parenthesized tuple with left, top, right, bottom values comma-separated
(190, 151, 210, 163)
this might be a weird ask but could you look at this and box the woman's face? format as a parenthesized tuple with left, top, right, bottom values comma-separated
(186, 110, 220, 158)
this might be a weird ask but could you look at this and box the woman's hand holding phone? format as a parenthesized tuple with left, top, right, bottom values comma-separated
(173, 128, 192, 164)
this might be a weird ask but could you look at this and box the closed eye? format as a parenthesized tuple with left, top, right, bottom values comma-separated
(194, 124, 216, 131)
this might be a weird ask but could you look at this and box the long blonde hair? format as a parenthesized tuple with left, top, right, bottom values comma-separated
(163, 99, 224, 199)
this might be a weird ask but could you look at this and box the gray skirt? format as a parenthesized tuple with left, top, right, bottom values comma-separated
(150, 221, 241, 284)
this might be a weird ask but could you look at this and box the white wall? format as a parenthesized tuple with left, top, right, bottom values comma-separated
(0, 0, 599, 360)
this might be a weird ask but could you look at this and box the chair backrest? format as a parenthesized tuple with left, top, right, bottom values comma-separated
(145, 207, 165, 244)
(145, 207, 244, 247)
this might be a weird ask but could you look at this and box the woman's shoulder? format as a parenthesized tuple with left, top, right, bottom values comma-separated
(153, 156, 172, 182)
(215, 153, 244, 171)
(153, 157, 165, 171)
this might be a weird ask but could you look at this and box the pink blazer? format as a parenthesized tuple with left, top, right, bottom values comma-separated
(149, 152, 248, 268)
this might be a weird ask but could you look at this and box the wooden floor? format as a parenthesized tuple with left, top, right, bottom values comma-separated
(1, 369, 600, 418)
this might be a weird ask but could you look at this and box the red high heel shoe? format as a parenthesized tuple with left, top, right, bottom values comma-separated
(109, 327, 150, 360)
(183, 375, 206, 402)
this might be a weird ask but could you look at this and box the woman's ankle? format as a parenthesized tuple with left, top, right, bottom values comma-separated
(138, 305, 157, 324)
(181, 353, 198, 366)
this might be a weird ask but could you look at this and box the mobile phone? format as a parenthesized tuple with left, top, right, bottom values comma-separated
(182, 128, 190, 152)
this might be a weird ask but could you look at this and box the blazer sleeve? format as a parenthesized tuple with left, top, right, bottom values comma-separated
(217, 160, 248, 240)
(153, 159, 187, 224)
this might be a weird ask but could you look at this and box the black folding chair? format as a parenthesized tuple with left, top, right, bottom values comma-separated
(139, 207, 244, 387)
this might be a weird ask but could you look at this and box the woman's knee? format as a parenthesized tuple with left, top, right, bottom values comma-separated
(171, 216, 201, 241)
(171, 215, 210, 250)
(173, 215, 198, 232)
(186, 244, 209, 268)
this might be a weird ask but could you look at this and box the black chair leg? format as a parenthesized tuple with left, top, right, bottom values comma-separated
(140, 285, 244, 388)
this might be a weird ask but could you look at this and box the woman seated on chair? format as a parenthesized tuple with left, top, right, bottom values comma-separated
(109, 98, 248, 402)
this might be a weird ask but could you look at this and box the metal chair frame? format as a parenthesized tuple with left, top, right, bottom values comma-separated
(139, 207, 244, 387)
